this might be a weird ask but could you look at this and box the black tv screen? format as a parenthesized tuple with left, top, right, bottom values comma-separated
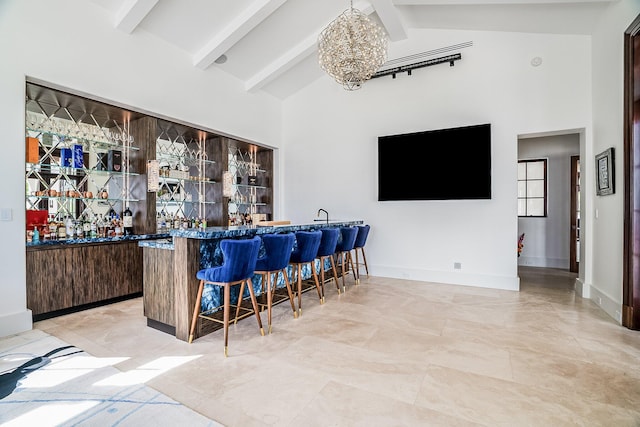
(378, 123, 491, 201)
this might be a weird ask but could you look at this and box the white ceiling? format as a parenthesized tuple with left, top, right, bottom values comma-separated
(88, 0, 612, 99)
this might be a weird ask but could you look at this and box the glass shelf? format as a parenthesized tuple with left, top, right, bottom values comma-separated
(232, 160, 265, 173)
(26, 163, 140, 177)
(229, 202, 267, 206)
(157, 152, 215, 166)
(26, 195, 140, 203)
(26, 127, 140, 151)
(159, 176, 216, 184)
(235, 184, 268, 190)
(158, 200, 217, 206)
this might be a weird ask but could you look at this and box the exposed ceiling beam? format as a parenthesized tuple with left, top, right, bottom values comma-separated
(393, 0, 611, 4)
(354, 0, 376, 15)
(370, 0, 407, 42)
(245, 1, 375, 92)
(193, 0, 288, 70)
(114, 0, 159, 34)
(245, 34, 317, 92)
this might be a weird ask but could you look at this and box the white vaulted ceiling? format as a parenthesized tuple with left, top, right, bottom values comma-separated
(89, 0, 612, 99)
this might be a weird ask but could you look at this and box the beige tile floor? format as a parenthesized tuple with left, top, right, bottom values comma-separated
(35, 267, 640, 426)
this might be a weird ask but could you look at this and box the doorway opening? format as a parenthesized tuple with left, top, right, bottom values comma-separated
(517, 132, 582, 276)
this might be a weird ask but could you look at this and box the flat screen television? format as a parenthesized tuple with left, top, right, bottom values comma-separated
(378, 123, 491, 201)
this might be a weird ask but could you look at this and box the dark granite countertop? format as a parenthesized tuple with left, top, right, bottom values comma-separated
(26, 233, 171, 248)
(169, 220, 364, 239)
(137, 220, 364, 250)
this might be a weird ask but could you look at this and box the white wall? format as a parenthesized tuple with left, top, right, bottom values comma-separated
(3, 0, 635, 337)
(589, 0, 640, 322)
(283, 28, 592, 291)
(0, 0, 283, 337)
(517, 134, 580, 269)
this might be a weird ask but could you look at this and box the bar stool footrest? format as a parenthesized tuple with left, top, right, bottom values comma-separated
(256, 287, 295, 309)
(198, 300, 257, 326)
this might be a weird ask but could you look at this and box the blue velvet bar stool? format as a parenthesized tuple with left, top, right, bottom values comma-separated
(317, 228, 341, 297)
(353, 225, 370, 283)
(289, 230, 322, 315)
(334, 226, 358, 292)
(189, 236, 263, 357)
(254, 233, 297, 333)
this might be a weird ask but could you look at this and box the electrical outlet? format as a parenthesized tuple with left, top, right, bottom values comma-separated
(454, 262, 462, 270)
(0, 208, 11, 221)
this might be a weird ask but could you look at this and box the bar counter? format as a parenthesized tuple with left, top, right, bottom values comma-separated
(26, 233, 172, 320)
(140, 220, 363, 341)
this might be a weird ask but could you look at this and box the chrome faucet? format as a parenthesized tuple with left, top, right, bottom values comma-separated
(317, 208, 329, 224)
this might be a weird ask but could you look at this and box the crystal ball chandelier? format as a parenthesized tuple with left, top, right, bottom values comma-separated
(318, 1, 388, 91)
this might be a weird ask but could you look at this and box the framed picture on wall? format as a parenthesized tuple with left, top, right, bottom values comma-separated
(595, 147, 615, 196)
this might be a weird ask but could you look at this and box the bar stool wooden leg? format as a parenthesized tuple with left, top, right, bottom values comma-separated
(259, 273, 267, 312)
(188, 280, 205, 344)
(319, 258, 326, 300)
(360, 247, 369, 276)
(348, 251, 359, 285)
(245, 278, 265, 336)
(266, 272, 273, 334)
(363, 248, 369, 276)
(297, 264, 303, 315)
(281, 269, 298, 318)
(223, 283, 230, 357)
(311, 260, 324, 304)
(340, 252, 347, 292)
(328, 255, 340, 294)
(234, 281, 246, 324)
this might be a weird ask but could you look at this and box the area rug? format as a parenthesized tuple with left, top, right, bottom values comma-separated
(0, 329, 220, 426)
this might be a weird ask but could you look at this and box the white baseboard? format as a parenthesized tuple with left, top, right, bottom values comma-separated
(517, 256, 568, 269)
(0, 309, 33, 338)
(372, 265, 520, 291)
(589, 286, 622, 324)
(574, 277, 589, 298)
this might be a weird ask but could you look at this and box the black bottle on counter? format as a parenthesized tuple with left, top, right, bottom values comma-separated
(123, 206, 133, 236)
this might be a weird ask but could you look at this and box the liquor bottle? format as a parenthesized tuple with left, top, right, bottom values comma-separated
(65, 216, 75, 239)
(32, 226, 40, 243)
(173, 215, 181, 230)
(76, 217, 84, 239)
(83, 215, 91, 235)
(123, 206, 133, 235)
(98, 214, 106, 238)
(90, 215, 97, 238)
(58, 218, 66, 240)
(48, 215, 57, 241)
(105, 214, 114, 237)
(114, 214, 122, 237)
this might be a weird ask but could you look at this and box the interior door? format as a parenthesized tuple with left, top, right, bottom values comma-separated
(623, 15, 640, 329)
(570, 156, 580, 273)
